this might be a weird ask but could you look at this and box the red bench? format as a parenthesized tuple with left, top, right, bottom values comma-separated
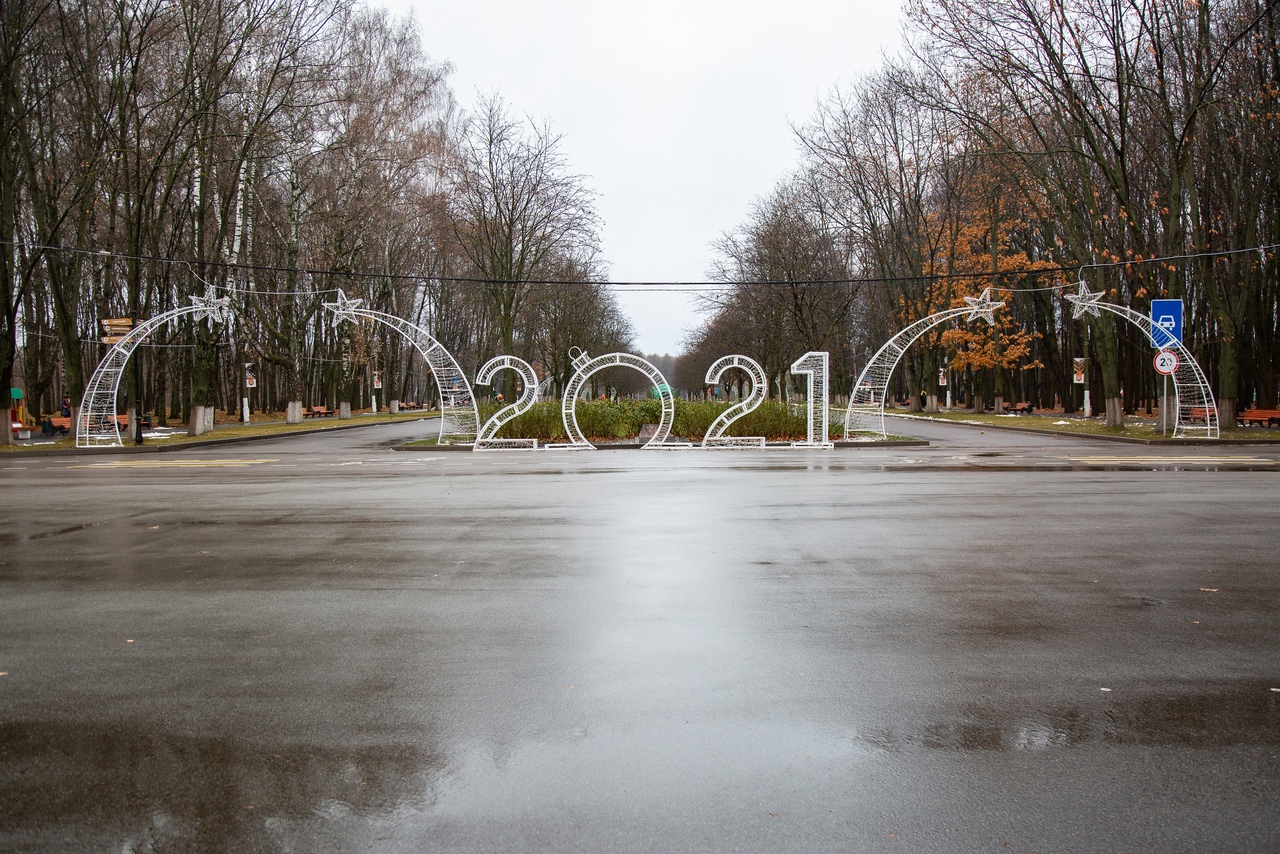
(1238, 408, 1280, 428)
(304, 406, 335, 418)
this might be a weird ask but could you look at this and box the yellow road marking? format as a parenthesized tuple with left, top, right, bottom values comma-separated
(69, 459, 279, 469)
(1065, 456, 1275, 465)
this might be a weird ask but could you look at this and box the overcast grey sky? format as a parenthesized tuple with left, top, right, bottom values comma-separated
(378, 0, 906, 354)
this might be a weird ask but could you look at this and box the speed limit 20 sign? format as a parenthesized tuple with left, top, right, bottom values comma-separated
(1153, 350, 1179, 375)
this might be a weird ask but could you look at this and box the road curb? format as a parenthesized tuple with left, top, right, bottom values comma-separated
(1, 416, 439, 458)
(885, 413, 1280, 445)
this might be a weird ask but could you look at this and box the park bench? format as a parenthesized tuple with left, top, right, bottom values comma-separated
(1238, 408, 1280, 428)
(304, 405, 334, 418)
(1186, 407, 1218, 423)
(1004, 402, 1034, 415)
(45, 416, 71, 435)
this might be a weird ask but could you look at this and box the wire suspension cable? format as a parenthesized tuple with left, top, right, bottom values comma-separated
(3, 239, 1276, 294)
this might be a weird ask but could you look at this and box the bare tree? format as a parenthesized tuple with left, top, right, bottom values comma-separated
(447, 95, 600, 364)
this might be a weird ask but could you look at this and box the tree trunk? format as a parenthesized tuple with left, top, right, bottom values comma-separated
(1217, 326, 1239, 431)
(1090, 314, 1125, 428)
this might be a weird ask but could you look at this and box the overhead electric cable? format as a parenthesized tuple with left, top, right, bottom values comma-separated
(2, 239, 1276, 293)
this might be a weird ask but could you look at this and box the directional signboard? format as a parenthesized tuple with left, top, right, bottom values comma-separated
(1150, 299, 1183, 348)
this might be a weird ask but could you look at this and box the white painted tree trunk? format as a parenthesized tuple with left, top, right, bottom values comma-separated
(189, 405, 214, 436)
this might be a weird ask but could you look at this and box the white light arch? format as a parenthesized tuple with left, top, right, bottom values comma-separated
(844, 288, 1004, 439)
(552, 350, 677, 449)
(1065, 282, 1218, 439)
(323, 290, 478, 444)
(77, 295, 232, 447)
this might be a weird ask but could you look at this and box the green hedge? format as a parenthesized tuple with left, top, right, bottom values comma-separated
(476, 399, 823, 442)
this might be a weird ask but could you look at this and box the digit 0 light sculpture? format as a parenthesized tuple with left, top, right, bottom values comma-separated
(474, 355, 539, 450)
(845, 288, 1003, 440)
(324, 290, 479, 444)
(701, 355, 767, 448)
(1065, 281, 1218, 439)
(77, 294, 232, 447)
(548, 349, 681, 449)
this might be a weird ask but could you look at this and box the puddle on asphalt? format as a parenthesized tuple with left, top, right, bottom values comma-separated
(1, 682, 1276, 847)
(0, 720, 443, 850)
(903, 683, 1280, 751)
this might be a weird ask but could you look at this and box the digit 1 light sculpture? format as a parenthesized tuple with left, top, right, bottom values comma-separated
(789, 351, 834, 448)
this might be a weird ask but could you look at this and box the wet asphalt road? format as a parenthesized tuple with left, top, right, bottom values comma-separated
(1, 418, 1278, 852)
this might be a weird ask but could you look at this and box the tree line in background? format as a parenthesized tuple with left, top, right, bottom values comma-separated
(679, 0, 1279, 427)
(0, 0, 631, 442)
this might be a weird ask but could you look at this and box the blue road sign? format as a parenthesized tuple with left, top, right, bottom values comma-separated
(1150, 299, 1183, 348)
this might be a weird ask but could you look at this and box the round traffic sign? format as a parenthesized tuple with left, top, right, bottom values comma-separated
(1154, 350, 1179, 375)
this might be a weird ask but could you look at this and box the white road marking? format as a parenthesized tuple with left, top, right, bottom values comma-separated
(68, 459, 279, 469)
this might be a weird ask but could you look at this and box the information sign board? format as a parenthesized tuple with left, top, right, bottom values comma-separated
(1150, 299, 1183, 347)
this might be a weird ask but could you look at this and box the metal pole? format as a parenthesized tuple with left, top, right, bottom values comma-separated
(1162, 375, 1168, 436)
(133, 315, 143, 445)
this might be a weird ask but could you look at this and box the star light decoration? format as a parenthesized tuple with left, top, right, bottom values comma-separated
(323, 288, 364, 323)
(1064, 280, 1106, 319)
(963, 287, 1005, 326)
(190, 292, 232, 325)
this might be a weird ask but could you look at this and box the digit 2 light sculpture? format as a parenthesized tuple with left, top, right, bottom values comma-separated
(474, 355, 539, 450)
(702, 355, 766, 448)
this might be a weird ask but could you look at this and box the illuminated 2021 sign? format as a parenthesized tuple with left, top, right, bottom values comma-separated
(469, 348, 834, 451)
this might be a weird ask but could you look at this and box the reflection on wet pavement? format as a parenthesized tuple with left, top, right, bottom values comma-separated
(2, 684, 1275, 849)
(0, 720, 441, 850)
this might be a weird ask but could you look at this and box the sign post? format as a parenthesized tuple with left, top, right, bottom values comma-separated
(1073, 358, 1090, 416)
(243, 363, 256, 423)
(1149, 301, 1182, 436)
(1154, 350, 1179, 436)
(100, 317, 133, 346)
(102, 318, 144, 444)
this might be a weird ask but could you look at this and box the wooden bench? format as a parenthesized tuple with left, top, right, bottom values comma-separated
(304, 405, 334, 418)
(1000, 401, 1033, 415)
(1238, 408, 1280, 428)
(1186, 407, 1218, 423)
